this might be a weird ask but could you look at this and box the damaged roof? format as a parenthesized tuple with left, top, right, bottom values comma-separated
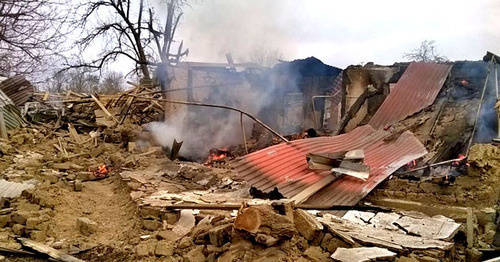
(232, 125, 427, 205)
(232, 125, 386, 198)
(304, 130, 427, 206)
(232, 62, 453, 206)
(369, 62, 452, 130)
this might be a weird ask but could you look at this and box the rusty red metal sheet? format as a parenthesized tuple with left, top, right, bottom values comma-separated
(304, 130, 427, 206)
(232, 126, 427, 206)
(232, 125, 389, 198)
(368, 62, 452, 130)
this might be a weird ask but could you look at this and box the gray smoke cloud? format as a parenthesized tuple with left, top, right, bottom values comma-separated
(145, 72, 280, 161)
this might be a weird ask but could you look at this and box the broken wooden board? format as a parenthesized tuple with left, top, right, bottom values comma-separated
(395, 214, 461, 241)
(95, 107, 121, 127)
(344, 149, 365, 160)
(306, 153, 343, 170)
(67, 123, 82, 144)
(17, 237, 84, 262)
(90, 94, 119, 123)
(339, 160, 369, 173)
(291, 175, 338, 204)
(331, 167, 369, 181)
(319, 216, 454, 251)
(331, 247, 396, 262)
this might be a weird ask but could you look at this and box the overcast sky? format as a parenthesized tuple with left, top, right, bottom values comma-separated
(160, 0, 500, 69)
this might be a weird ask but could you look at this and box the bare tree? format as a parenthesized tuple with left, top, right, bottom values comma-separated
(100, 71, 125, 94)
(0, 0, 70, 76)
(73, 0, 189, 82)
(249, 44, 283, 67)
(403, 40, 449, 63)
(47, 68, 100, 93)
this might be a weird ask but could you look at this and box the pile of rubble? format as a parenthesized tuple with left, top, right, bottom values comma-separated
(0, 57, 496, 262)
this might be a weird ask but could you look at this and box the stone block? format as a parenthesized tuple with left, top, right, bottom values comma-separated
(155, 241, 174, 256)
(29, 230, 45, 242)
(26, 217, 41, 230)
(12, 224, 25, 236)
(76, 217, 97, 236)
(74, 180, 83, 192)
(143, 219, 162, 231)
(183, 246, 205, 262)
(0, 215, 10, 228)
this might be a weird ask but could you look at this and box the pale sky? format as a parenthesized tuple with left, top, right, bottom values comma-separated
(166, 0, 500, 68)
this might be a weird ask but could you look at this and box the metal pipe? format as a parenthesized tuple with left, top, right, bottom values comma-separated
(129, 94, 290, 143)
(397, 157, 466, 175)
(467, 61, 491, 155)
(240, 112, 248, 154)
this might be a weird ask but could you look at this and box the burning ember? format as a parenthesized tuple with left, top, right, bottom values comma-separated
(407, 159, 418, 169)
(452, 154, 469, 166)
(93, 164, 111, 178)
(203, 148, 232, 167)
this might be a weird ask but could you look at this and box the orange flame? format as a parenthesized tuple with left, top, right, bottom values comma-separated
(407, 159, 418, 169)
(93, 164, 111, 178)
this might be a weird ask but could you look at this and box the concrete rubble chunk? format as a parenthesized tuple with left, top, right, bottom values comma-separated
(208, 224, 232, 247)
(342, 210, 375, 225)
(183, 246, 205, 262)
(74, 180, 83, 192)
(143, 219, 162, 231)
(369, 212, 401, 231)
(76, 217, 97, 236)
(172, 210, 195, 237)
(294, 209, 323, 240)
(395, 214, 461, 240)
(26, 217, 41, 230)
(331, 247, 396, 262)
(155, 241, 174, 256)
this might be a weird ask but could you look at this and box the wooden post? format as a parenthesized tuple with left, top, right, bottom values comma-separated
(0, 107, 7, 139)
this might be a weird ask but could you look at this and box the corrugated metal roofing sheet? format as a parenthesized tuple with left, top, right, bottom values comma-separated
(232, 126, 427, 206)
(0, 75, 34, 106)
(233, 125, 390, 198)
(368, 62, 452, 130)
(0, 90, 24, 129)
(304, 131, 427, 206)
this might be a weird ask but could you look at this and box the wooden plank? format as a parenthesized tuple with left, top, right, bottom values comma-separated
(291, 175, 337, 204)
(331, 167, 369, 181)
(90, 94, 119, 123)
(17, 237, 85, 262)
(339, 161, 370, 173)
(67, 123, 82, 144)
(94, 107, 121, 118)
